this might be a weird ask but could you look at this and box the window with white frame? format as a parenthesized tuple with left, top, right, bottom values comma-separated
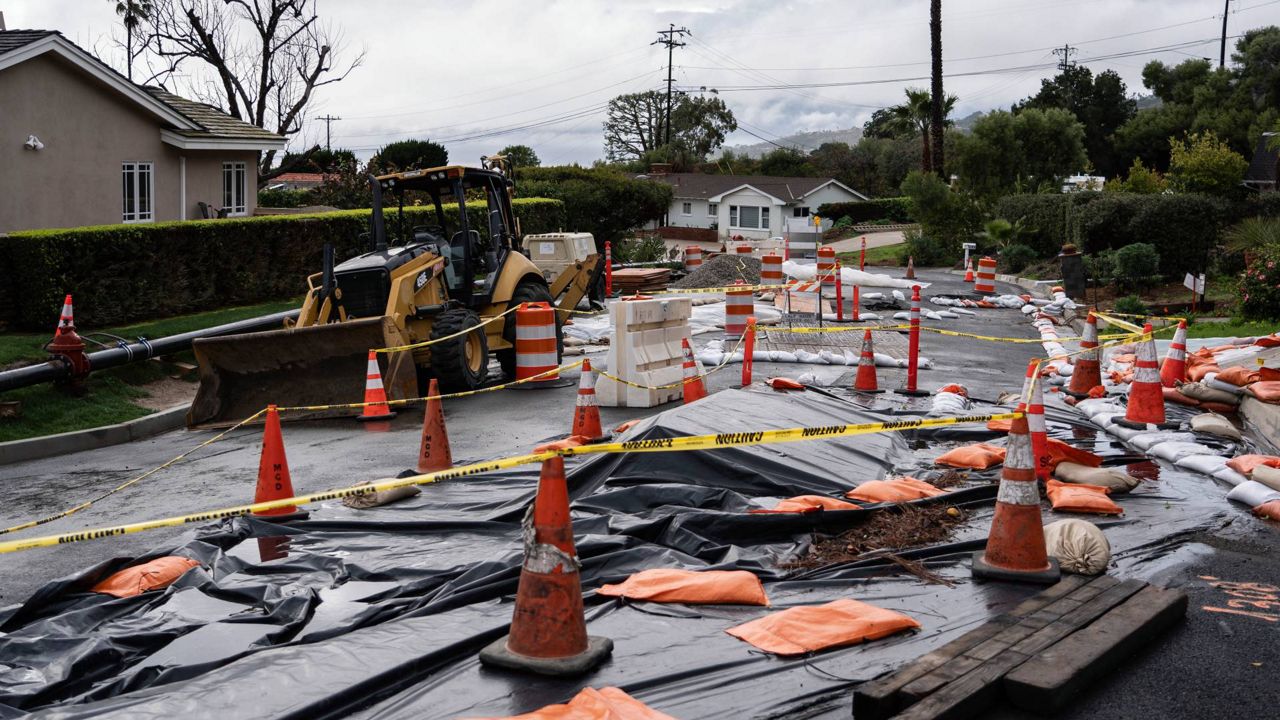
(729, 204, 770, 230)
(223, 162, 248, 215)
(793, 206, 811, 217)
(681, 201, 692, 215)
(121, 162, 154, 223)
(708, 203, 718, 216)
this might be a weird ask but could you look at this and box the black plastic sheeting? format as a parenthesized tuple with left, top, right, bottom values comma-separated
(0, 388, 1248, 719)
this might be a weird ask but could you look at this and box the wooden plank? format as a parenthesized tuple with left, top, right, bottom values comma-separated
(1009, 579, 1147, 657)
(1003, 585, 1188, 713)
(853, 576, 1088, 719)
(890, 649, 1031, 720)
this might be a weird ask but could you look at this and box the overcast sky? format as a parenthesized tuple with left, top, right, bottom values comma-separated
(6, 0, 1279, 165)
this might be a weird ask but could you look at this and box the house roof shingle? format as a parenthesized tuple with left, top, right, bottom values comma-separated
(0, 29, 55, 55)
(643, 172, 861, 202)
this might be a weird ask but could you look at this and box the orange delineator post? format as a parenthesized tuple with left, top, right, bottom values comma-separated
(478, 456, 613, 675)
(1160, 320, 1189, 388)
(1024, 361, 1050, 482)
(834, 260, 844, 321)
(974, 257, 997, 295)
(253, 404, 307, 521)
(417, 378, 452, 474)
(357, 351, 396, 429)
(742, 317, 756, 387)
(571, 358, 605, 441)
(681, 338, 708, 404)
(899, 285, 928, 396)
(852, 284, 861, 322)
(1065, 312, 1102, 399)
(972, 410, 1060, 584)
(859, 236, 866, 271)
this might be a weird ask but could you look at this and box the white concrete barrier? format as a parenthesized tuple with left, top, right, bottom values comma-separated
(597, 297, 692, 407)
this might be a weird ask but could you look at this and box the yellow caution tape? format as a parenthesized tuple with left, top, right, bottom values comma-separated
(595, 334, 746, 391)
(1093, 312, 1144, 334)
(373, 306, 519, 354)
(1098, 310, 1186, 323)
(764, 323, 1110, 345)
(0, 411, 1020, 555)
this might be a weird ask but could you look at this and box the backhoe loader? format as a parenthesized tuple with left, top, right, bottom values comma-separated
(187, 159, 601, 427)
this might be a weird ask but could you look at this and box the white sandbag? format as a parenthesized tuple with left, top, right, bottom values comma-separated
(1104, 424, 1142, 441)
(952, 308, 977, 316)
(796, 372, 820, 386)
(695, 349, 723, 366)
(987, 295, 1025, 308)
(1226, 480, 1280, 507)
(1076, 399, 1125, 419)
(794, 349, 828, 364)
(892, 290, 906, 304)
(1129, 432, 1196, 451)
(863, 292, 885, 301)
(1212, 466, 1250, 487)
(929, 391, 971, 417)
(917, 357, 933, 369)
(1189, 413, 1242, 440)
(342, 481, 421, 509)
(726, 351, 744, 363)
(874, 352, 898, 367)
(1053, 462, 1140, 493)
(1044, 519, 1111, 575)
(1253, 464, 1280, 492)
(1175, 454, 1229, 475)
(783, 261, 928, 290)
(859, 312, 882, 321)
(1147, 441, 1215, 462)
(893, 312, 911, 321)
(1021, 304, 1038, 315)
(929, 296, 960, 307)
(1203, 373, 1247, 396)
(842, 349, 858, 365)
(772, 350, 798, 363)
(819, 350, 847, 365)
(924, 310, 944, 320)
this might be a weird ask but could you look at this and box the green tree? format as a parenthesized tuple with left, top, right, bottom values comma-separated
(603, 90, 737, 163)
(952, 108, 1087, 197)
(759, 147, 813, 176)
(1166, 131, 1248, 196)
(886, 88, 956, 172)
(111, 0, 152, 80)
(276, 146, 356, 173)
(518, 166, 672, 248)
(1104, 158, 1168, 194)
(929, 0, 946, 179)
(899, 170, 981, 262)
(371, 139, 448, 172)
(1015, 66, 1135, 177)
(862, 108, 907, 139)
(498, 144, 540, 170)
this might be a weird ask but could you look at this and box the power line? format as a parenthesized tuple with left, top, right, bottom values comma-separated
(1053, 44, 1077, 71)
(317, 114, 340, 150)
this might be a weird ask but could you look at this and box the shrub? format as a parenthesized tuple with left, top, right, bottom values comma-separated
(1103, 158, 1167, 194)
(518, 166, 673, 249)
(0, 199, 565, 330)
(1239, 249, 1280, 321)
(257, 188, 313, 208)
(1115, 295, 1148, 315)
(1167, 131, 1249, 198)
(1113, 243, 1161, 291)
(613, 235, 666, 264)
(901, 172, 982, 258)
(999, 244, 1038, 273)
(1085, 249, 1116, 284)
(833, 215, 853, 228)
(991, 194, 1072, 256)
(816, 197, 912, 224)
(897, 227, 960, 266)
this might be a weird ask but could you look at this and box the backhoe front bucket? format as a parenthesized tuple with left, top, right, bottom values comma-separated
(187, 317, 418, 428)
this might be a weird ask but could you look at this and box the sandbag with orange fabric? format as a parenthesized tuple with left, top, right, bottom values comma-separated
(1045, 479, 1123, 515)
(845, 477, 944, 503)
(725, 598, 919, 656)
(596, 568, 769, 606)
(465, 686, 676, 720)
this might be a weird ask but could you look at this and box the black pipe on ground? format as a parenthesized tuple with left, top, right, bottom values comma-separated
(0, 310, 300, 393)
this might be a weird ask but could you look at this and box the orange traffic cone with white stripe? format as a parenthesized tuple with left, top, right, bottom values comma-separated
(479, 456, 613, 675)
(1023, 361, 1051, 481)
(963, 258, 975, 283)
(1114, 323, 1176, 430)
(55, 294, 75, 336)
(571, 359, 605, 442)
(853, 329, 883, 393)
(681, 338, 708, 404)
(1160, 320, 1188, 388)
(357, 350, 396, 430)
(253, 404, 308, 522)
(972, 408, 1059, 584)
(904, 256, 916, 280)
(1065, 312, 1102, 400)
(416, 379, 452, 474)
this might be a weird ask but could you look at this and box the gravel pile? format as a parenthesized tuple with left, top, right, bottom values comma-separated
(671, 254, 762, 289)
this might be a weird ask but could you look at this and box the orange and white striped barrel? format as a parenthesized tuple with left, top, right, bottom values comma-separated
(760, 252, 783, 287)
(817, 246, 836, 294)
(974, 256, 997, 295)
(725, 280, 753, 339)
(515, 302, 559, 381)
(684, 245, 703, 272)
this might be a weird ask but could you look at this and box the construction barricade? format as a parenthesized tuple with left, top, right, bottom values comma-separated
(596, 295, 692, 408)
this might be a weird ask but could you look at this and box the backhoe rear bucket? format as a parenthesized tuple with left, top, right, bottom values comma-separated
(187, 317, 418, 428)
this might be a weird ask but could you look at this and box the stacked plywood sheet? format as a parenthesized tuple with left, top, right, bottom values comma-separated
(612, 268, 671, 294)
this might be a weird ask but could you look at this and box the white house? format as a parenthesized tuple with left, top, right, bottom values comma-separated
(641, 171, 869, 240)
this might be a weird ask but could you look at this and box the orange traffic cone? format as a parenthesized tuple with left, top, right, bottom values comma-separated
(681, 338, 708, 404)
(1023, 361, 1050, 482)
(253, 404, 307, 522)
(904, 256, 916, 280)
(1160, 320, 1188, 388)
(571, 359, 605, 442)
(853, 329, 883, 393)
(357, 350, 396, 430)
(416, 378, 452, 474)
(479, 456, 613, 675)
(1065, 312, 1102, 399)
(972, 412, 1060, 584)
(963, 258, 975, 283)
(1114, 324, 1177, 430)
(55, 294, 74, 335)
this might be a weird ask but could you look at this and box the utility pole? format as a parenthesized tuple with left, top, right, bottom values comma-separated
(318, 114, 341, 150)
(1220, 0, 1231, 68)
(1053, 44, 1077, 71)
(653, 24, 690, 147)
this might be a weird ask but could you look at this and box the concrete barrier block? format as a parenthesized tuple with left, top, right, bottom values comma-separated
(599, 297, 690, 408)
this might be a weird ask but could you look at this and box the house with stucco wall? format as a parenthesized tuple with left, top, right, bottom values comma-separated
(641, 170, 869, 240)
(0, 28, 286, 233)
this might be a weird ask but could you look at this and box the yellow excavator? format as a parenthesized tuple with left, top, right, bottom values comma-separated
(187, 159, 601, 427)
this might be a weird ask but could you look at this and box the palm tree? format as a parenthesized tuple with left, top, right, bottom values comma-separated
(930, 0, 946, 179)
(112, 0, 152, 81)
(887, 88, 956, 172)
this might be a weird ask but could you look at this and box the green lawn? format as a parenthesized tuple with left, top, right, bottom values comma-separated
(1184, 318, 1280, 340)
(0, 298, 300, 443)
(836, 245, 903, 267)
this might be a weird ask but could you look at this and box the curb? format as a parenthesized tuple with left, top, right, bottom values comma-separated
(944, 269, 1060, 298)
(0, 404, 190, 466)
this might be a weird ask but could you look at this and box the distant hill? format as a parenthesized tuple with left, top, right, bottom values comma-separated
(952, 110, 986, 132)
(722, 126, 864, 158)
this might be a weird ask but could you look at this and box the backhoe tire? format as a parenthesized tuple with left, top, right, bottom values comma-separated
(498, 281, 563, 380)
(430, 308, 489, 392)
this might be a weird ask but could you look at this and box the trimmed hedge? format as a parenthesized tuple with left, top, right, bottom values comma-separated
(0, 198, 564, 330)
(992, 192, 1228, 276)
(816, 197, 912, 224)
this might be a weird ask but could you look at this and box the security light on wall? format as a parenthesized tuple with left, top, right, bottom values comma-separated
(24, 135, 44, 151)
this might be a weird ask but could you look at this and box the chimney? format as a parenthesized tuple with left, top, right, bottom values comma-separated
(0, 12, 7, 31)
(648, 162, 672, 176)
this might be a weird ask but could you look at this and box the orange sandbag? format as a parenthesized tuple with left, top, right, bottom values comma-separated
(1045, 479, 1123, 516)
(1255, 335, 1280, 348)
(725, 598, 920, 656)
(1216, 366, 1262, 387)
(845, 477, 943, 503)
(614, 419, 644, 434)
(934, 443, 1007, 470)
(1045, 438, 1103, 470)
(91, 556, 201, 598)
(986, 418, 1012, 432)
(1110, 353, 1136, 365)
(1246, 381, 1280, 403)
(596, 568, 769, 606)
(977, 301, 997, 309)
(1163, 387, 1201, 407)
(1225, 454, 1280, 476)
(1253, 501, 1280, 521)
(1260, 367, 1280, 382)
(467, 687, 676, 720)
(1200, 401, 1239, 414)
(1187, 362, 1220, 383)
(1087, 385, 1106, 399)
(750, 495, 861, 514)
